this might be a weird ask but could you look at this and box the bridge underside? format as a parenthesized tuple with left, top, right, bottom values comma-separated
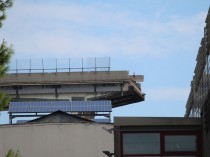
(89, 87, 144, 108)
(0, 71, 144, 109)
(4, 85, 144, 109)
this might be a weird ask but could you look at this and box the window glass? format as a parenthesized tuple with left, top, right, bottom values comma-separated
(165, 135, 197, 152)
(123, 133, 160, 155)
(72, 97, 85, 101)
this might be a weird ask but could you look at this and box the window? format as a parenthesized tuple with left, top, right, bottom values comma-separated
(165, 135, 197, 152)
(123, 133, 160, 155)
(162, 132, 201, 156)
(121, 131, 201, 157)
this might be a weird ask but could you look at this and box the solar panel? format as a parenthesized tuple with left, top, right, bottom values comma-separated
(91, 101, 111, 112)
(9, 102, 29, 113)
(50, 101, 70, 112)
(16, 120, 29, 124)
(30, 102, 50, 112)
(71, 101, 91, 112)
(93, 119, 110, 123)
(9, 100, 112, 113)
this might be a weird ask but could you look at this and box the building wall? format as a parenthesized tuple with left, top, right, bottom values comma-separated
(0, 123, 114, 157)
(114, 117, 203, 157)
(204, 131, 210, 156)
(185, 7, 210, 157)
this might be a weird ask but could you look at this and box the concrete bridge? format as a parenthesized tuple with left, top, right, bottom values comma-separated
(0, 71, 144, 108)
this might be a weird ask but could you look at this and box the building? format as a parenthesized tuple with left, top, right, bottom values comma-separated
(114, 117, 202, 157)
(0, 122, 114, 157)
(0, 58, 145, 124)
(185, 7, 210, 157)
(0, 107, 114, 157)
(0, 58, 144, 156)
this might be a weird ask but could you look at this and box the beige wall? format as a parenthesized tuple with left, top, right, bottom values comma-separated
(0, 123, 114, 157)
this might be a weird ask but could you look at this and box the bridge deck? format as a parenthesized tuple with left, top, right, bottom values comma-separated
(0, 71, 144, 108)
(0, 71, 133, 86)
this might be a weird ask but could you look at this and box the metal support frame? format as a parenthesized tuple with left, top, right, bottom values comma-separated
(9, 111, 111, 124)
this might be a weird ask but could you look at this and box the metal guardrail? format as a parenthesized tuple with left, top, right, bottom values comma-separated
(8, 57, 111, 74)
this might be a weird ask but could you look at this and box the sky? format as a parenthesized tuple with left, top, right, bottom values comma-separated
(0, 0, 209, 124)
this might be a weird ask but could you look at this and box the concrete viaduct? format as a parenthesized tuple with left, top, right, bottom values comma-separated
(0, 71, 144, 108)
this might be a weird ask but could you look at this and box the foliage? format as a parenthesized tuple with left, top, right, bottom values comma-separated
(6, 149, 21, 157)
(0, 40, 13, 77)
(0, 91, 11, 110)
(0, 0, 13, 111)
(0, 38, 13, 111)
(0, 0, 13, 28)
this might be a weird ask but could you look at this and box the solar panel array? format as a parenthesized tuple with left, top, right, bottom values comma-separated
(16, 120, 29, 124)
(9, 101, 112, 113)
(93, 119, 110, 123)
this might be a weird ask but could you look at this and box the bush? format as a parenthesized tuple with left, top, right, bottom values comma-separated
(6, 149, 21, 157)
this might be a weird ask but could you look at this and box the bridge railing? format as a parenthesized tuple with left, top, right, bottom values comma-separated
(8, 57, 111, 74)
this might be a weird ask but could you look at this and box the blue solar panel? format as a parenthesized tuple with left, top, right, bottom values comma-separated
(16, 120, 29, 124)
(30, 102, 50, 112)
(50, 101, 70, 112)
(93, 119, 110, 123)
(71, 101, 91, 112)
(9, 102, 29, 112)
(9, 100, 112, 113)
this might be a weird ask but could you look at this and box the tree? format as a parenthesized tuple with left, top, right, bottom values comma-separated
(0, 0, 13, 28)
(6, 149, 21, 157)
(0, 0, 13, 110)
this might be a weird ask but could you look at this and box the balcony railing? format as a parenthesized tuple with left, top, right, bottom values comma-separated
(8, 57, 111, 74)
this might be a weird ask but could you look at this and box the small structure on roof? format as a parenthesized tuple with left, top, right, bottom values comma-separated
(26, 110, 94, 124)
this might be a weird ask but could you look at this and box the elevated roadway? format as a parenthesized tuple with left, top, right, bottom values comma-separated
(0, 71, 144, 108)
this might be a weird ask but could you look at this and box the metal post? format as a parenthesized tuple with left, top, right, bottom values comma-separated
(56, 58, 57, 73)
(108, 57, 111, 71)
(16, 59, 18, 74)
(95, 57, 97, 71)
(29, 59, 31, 74)
(109, 112, 111, 123)
(69, 58, 71, 72)
(121, 83, 123, 96)
(42, 58, 44, 74)
(82, 58, 84, 72)
(15, 86, 19, 99)
(55, 86, 58, 98)
(9, 113, 12, 124)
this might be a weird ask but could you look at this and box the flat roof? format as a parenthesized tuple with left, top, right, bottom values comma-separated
(114, 117, 202, 126)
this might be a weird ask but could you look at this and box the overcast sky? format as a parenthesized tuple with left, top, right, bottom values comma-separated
(0, 0, 209, 124)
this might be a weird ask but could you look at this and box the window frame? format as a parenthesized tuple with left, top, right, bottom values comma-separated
(121, 132, 161, 156)
(161, 131, 202, 156)
(120, 130, 202, 157)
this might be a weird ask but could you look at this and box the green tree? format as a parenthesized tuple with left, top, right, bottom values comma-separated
(0, 0, 13, 27)
(0, 0, 14, 110)
(6, 149, 21, 157)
